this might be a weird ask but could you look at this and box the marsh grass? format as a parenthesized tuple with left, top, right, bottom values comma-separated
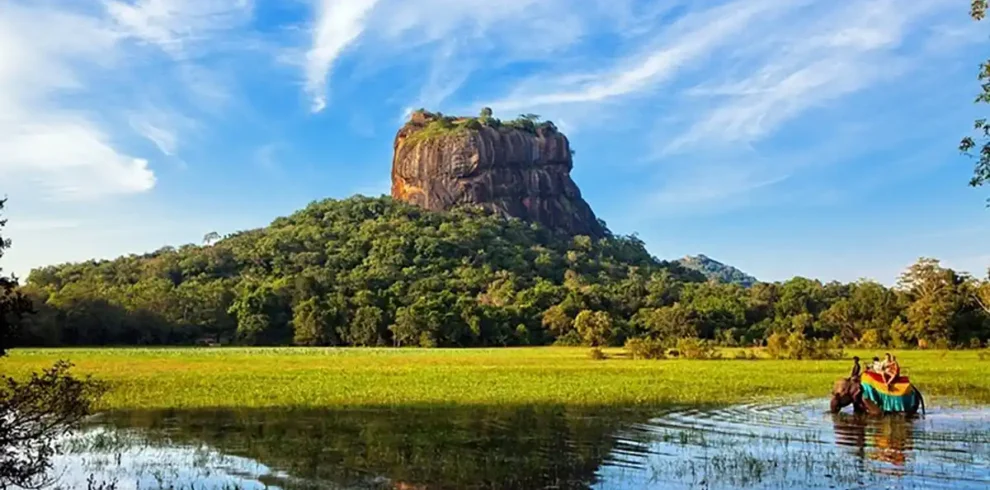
(2, 348, 988, 410)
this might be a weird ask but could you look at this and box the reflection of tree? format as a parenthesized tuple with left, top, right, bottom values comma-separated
(99, 405, 652, 490)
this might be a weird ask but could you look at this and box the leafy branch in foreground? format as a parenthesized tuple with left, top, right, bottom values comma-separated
(960, 1, 990, 200)
(0, 361, 107, 489)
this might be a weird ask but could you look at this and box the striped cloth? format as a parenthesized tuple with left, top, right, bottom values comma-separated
(861, 371, 918, 413)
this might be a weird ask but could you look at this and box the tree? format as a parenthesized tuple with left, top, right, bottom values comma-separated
(0, 362, 106, 489)
(291, 297, 339, 346)
(203, 231, 221, 246)
(635, 304, 699, 343)
(897, 258, 968, 344)
(0, 200, 105, 488)
(348, 306, 386, 346)
(541, 305, 573, 336)
(479, 107, 493, 118)
(0, 199, 30, 356)
(960, 1, 990, 198)
(574, 310, 611, 346)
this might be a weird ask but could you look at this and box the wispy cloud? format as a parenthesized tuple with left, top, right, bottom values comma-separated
(663, 0, 940, 153)
(484, 0, 797, 113)
(105, 0, 255, 57)
(305, 0, 380, 112)
(0, 2, 154, 200)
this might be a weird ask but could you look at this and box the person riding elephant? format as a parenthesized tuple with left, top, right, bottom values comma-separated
(830, 358, 925, 416)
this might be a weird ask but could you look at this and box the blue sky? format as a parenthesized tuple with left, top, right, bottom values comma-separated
(0, 0, 987, 285)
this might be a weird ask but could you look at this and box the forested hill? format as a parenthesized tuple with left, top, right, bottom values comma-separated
(13, 195, 990, 349)
(677, 255, 758, 287)
(16, 196, 704, 347)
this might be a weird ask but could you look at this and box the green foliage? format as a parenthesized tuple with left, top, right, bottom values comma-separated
(0, 199, 31, 357)
(675, 337, 720, 360)
(960, 2, 990, 200)
(1, 361, 106, 488)
(7, 192, 990, 351)
(587, 347, 607, 360)
(765, 331, 843, 360)
(404, 108, 560, 145)
(574, 310, 611, 346)
(5, 347, 990, 410)
(625, 337, 667, 359)
(16, 196, 688, 348)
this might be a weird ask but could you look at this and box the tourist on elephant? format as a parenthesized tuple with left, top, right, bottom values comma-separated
(850, 356, 861, 378)
(868, 356, 882, 373)
(882, 353, 901, 389)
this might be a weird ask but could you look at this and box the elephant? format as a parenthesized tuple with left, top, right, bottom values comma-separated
(830, 376, 925, 416)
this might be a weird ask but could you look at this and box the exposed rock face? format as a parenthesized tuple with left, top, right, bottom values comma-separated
(391, 111, 606, 237)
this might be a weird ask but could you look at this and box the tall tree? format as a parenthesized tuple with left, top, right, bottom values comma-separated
(1, 199, 105, 488)
(896, 258, 968, 344)
(959, 1, 990, 196)
(0, 199, 31, 356)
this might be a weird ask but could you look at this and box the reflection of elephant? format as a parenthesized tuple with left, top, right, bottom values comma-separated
(829, 376, 925, 416)
(831, 412, 914, 473)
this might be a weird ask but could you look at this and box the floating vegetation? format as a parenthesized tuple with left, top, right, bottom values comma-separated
(3, 348, 990, 410)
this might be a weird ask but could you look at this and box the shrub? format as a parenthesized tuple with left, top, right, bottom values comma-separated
(764, 331, 842, 360)
(766, 332, 788, 359)
(625, 337, 666, 360)
(675, 337, 721, 360)
(553, 330, 584, 346)
(934, 338, 950, 350)
(733, 349, 759, 360)
(858, 329, 883, 349)
(970, 338, 983, 349)
(588, 347, 607, 360)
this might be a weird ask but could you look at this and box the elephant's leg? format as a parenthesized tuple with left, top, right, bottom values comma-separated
(862, 398, 883, 416)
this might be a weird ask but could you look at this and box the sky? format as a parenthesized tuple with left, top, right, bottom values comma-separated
(0, 0, 988, 285)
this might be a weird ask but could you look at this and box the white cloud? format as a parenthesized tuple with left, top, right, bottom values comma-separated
(305, 0, 380, 112)
(664, 0, 939, 152)
(0, 2, 155, 201)
(484, 0, 798, 113)
(105, 0, 254, 57)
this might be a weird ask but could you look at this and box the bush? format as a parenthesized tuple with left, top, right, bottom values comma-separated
(588, 347, 607, 360)
(764, 331, 842, 360)
(733, 349, 759, 360)
(858, 329, 883, 349)
(675, 337, 720, 360)
(553, 330, 584, 346)
(625, 337, 666, 360)
(970, 338, 983, 349)
(934, 338, 950, 350)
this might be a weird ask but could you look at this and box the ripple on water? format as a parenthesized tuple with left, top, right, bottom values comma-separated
(22, 402, 990, 490)
(598, 399, 990, 490)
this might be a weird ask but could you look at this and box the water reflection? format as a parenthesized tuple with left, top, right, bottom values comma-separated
(33, 401, 990, 490)
(833, 412, 915, 471)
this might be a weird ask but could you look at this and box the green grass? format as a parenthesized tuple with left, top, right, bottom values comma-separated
(1, 348, 988, 410)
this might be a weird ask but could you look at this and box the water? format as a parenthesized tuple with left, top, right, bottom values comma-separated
(30, 400, 990, 489)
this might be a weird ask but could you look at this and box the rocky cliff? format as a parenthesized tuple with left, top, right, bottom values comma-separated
(391, 110, 606, 238)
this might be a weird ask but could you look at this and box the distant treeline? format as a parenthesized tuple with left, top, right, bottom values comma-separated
(12, 196, 990, 349)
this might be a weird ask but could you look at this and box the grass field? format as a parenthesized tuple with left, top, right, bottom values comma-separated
(1, 347, 988, 410)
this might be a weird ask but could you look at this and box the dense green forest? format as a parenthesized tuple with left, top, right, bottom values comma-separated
(10, 196, 990, 349)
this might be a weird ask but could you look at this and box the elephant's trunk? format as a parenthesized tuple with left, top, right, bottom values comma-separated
(830, 396, 841, 413)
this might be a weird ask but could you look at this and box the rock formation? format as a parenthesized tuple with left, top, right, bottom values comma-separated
(391, 110, 606, 237)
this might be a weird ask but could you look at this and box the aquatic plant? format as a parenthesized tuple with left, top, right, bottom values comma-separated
(1, 348, 988, 410)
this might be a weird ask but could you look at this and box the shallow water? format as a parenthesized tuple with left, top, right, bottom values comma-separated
(28, 400, 990, 489)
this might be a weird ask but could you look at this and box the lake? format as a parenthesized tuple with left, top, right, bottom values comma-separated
(32, 400, 990, 489)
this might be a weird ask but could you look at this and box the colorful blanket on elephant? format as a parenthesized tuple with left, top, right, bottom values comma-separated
(861, 371, 917, 413)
